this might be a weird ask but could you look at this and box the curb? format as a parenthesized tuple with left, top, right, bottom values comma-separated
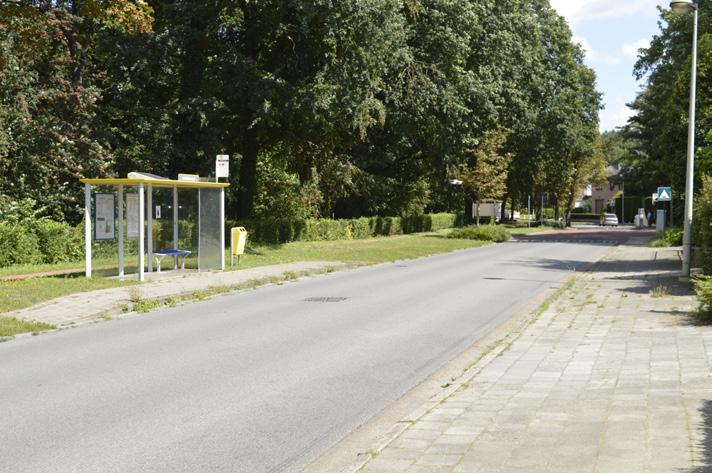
(302, 242, 621, 473)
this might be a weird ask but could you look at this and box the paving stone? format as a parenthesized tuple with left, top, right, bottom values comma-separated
(8, 261, 341, 327)
(359, 242, 710, 473)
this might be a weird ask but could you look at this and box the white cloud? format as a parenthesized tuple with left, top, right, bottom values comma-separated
(574, 35, 622, 65)
(550, 0, 665, 25)
(600, 103, 635, 131)
(621, 39, 650, 59)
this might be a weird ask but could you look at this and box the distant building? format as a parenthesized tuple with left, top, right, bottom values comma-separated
(591, 165, 622, 214)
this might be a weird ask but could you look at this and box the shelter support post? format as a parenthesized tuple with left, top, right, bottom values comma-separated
(173, 186, 178, 270)
(198, 189, 201, 272)
(220, 188, 225, 270)
(118, 185, 124, 278)
(147, 185, 153, 272)
(84, 184, 92, 278)
(138, 183, 145, 282)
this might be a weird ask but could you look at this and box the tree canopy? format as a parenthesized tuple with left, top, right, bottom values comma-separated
(0, 0, 602, 224)
(620, 1, 712, 201)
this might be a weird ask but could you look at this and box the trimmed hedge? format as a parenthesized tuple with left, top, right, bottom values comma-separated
(448, 225, 511, 242)
(0, 212, 462, 268)
(227, 212, 462, 245)
(570, 213, 601, 221)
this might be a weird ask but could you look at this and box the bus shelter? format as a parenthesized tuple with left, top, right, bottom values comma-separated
(80, 174, 229, 281)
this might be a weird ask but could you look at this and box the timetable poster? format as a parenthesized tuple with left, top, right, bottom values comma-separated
(94, 193, 115, 241)
(126, 193, 139, 238)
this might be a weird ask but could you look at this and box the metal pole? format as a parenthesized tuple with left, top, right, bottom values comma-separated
(220, 187, 225, 271)
(147, 185, 153, 272)
(173, 186, 178, 270)
(622, 181, 625, 224)
(540, 194, 544, 226)
(683, 6, 698, 277)
(528, 195, 531, 228)
(198, 189, 201, 272)
(84, 184, 92, 278)
(118, 185, 124, 279)
(138, 183, 145, 282)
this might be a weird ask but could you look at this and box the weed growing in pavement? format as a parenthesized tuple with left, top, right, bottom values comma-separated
(192, 290, 210, 301)
(650, 285, 668, 298)
(133, 299, 161, 313)
(114, 267, 350, 317)
(128, 288, 142, 303)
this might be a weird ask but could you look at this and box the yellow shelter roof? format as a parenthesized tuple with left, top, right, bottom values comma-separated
(80, 178, 229, 189)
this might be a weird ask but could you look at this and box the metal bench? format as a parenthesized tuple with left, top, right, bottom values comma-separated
(152, 249, 191, 272)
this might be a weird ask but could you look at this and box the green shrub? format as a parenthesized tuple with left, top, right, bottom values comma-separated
(569, 213, 601, 220)
(33, 220, 83, 263)
(696, 176, 712, 274)
(694, 276, 712, 322)
(177, 220, 196, 250)
(401, 214, 430, 233)
(349, 218, 372, 239)
(228, 213, 458, 245)
(431, 213, 460, 231)
(650, 228, 683, 248)
(0, 222, 42, 267)
(371, 216, 402, 236)
(448, 225, 511, 242)
(306, 219, 351, 241)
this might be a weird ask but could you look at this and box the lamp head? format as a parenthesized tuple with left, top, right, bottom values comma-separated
(670, 0, 696, 14)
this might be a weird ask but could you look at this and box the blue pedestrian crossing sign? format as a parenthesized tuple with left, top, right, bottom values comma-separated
(657, 187, 672, 202)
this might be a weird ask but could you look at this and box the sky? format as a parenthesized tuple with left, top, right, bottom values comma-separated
(550, 0, 669, 132)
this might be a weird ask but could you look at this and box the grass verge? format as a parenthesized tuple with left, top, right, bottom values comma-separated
(0, 276, 136, 314)
(0, 317, 55, 337)
(0, 233, 490, 314)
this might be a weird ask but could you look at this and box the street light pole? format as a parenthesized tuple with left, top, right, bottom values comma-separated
(670, 0, 698, 276)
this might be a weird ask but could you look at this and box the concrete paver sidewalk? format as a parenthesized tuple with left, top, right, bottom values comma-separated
(359, 242, 712, 473)
(8, 262, 341, 327)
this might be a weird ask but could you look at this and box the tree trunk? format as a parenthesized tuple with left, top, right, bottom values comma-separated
(564, 187, 576, 227)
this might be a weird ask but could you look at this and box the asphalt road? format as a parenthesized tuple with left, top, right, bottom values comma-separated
(0, 230, 625, 473)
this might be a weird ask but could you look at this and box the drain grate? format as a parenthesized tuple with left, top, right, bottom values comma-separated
(304, 297, 349, 303)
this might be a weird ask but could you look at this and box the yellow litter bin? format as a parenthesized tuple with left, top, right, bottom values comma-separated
(231, 227, 248, 265)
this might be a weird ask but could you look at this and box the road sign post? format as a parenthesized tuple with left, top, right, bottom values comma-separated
(657, 187, 672, 227)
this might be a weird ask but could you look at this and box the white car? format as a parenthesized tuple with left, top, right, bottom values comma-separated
(600, 213, 619, 226)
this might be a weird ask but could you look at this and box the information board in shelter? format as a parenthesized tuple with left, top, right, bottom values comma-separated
(126, 193, 139, 238)
(94, 193, 115, 240)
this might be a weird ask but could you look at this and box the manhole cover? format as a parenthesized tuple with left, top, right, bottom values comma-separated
(304, 297, 349, 303)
